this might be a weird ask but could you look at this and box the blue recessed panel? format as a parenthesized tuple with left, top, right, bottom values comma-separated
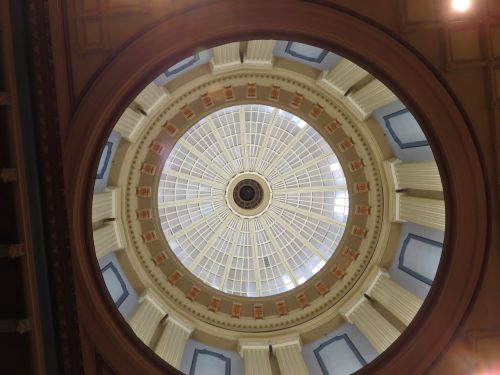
(285, 41, 328, 63)
(166, 53, 201, 77)
(384, 109, 429, 149)
(314, 334, 366, 375)
(399, 233, 442, 285)
(154, 50, 212, 85)
(101, 262, 129, 307)
(96, 141, 113, 179)
(189, 349, 231, 375)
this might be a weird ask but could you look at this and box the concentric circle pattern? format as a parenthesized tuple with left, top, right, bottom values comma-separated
(158, 104, 349, 297)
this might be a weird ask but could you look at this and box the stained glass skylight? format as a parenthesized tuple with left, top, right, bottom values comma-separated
(158, 104, 349, 297)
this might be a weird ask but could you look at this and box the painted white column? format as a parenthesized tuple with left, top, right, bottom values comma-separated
(210, 42, 241, 73)
(129, 290, 167, 345)
(239, 341, 273, 375)
(93, 221, 123, 259)
(155, 314, 193, 369)
(134, 82, 170, 114)
(342, 296, 400, 354)
(243, 40, 276, 69)
(114, 107, 145, 142)
(92, 187, 117, 223)
(347, 79, 397, 120)
(366, 269, 423, 326)
(273, 337, 309, 375)
(317, 58, 370, 95)
(394, 193, 445, 231)
(385, 159, 442, 191)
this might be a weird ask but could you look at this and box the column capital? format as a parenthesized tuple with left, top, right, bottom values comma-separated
(238, 339, 270, 356)
(365, 267, 390, 296)
(392, 192, 406, 223)
(271, 335, 302, 351)
(384, 158, 402, 191)
(138, 289, 168, 315)
(163, 313, 194, 335)
(340, 294, 369, 323)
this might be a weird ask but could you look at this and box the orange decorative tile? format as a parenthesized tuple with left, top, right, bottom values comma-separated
(152, 251, 168, 266)
(180, 104, 195, 120)
(289, 92, 304, 108)
(186, 286, 201, 301)
(342, 247, 360, 261)
(140, 162, 157, 175)
(269, 84, 281, 101)
(355, 204, 371, 215)
(231, 302, 242, 318)
(325, 119, 342, 134)
(200, 92, 214, 109)
(247, 82, 257, 98)
(136, 186, 152, 197)
(254, 304, 264, 320)
(308, 103, 324, 120)
(149, 140, 165, 155)
(354, 182, 370, 193)
(314, 280, 330, 296)
(348, 159, 365, 172)
(331, 265, 347, 280)
(276, 301, 287, 317)
(141, 230, 158, 243)
(223, 85, 235, 101)
(136, 208, 152, 220)
(168, 270, 183, 285)
(339, 138, 355, 152)
(296, 292, 310, 309)
(208, 297, 221, 313)
(351, 226, 368, 238)
(163, 121, 178, 137)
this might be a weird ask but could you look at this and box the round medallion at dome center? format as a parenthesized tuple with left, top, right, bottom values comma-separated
(233, 179, 264, 209)
(225, 172, 272, 219)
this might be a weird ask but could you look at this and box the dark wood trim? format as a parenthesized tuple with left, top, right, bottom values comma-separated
(20, 0, 84, 373)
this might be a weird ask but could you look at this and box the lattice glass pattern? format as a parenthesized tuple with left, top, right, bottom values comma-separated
(158, 105, 349, 297)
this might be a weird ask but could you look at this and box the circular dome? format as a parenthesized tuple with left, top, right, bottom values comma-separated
(158, 104, 349, 297)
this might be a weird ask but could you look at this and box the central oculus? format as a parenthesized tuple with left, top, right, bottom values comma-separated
(225, 172, 272, 218)
(234, 179, 263, 209)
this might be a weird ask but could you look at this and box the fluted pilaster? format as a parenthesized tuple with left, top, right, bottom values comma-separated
(114, 107, 145, 142)
(366, 269, 423, 326)
(155, 315, 193, 369)
(134, 82, 169, 114)
(239, 341, 273, 375)
(92, 187, 117, 223)
(342, 296, 400, 353)
(273, 337, 309, 375)
(243, 40, 276, 69)
(347, 79, 397, 120)
(385, 159, 442, 191)
(317, 58, 369, 95)
(210, 42, 241, 73)
(394, 193, 445, 231)
(129, 290, 167, 345)
(93, 221, 123, 259)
